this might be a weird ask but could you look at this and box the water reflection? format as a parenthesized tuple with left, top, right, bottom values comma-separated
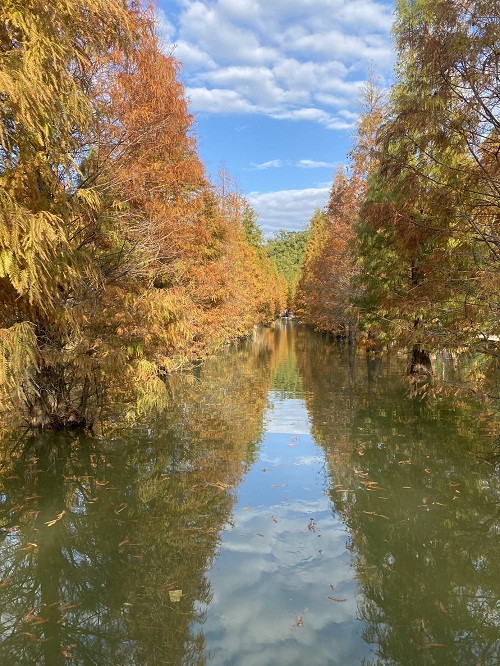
(298, 330, 500, 666)
(0, 323, 498, 665)
(0, 339, 277, 665)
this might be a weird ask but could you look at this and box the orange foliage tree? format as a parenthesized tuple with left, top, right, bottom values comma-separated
(0, 2, 284, 428)
(89, 15, 285, 413)
(296, 75, 385, 339)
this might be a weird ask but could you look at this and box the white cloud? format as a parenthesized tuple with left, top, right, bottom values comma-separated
(202, 66, 286, 106)
(298, 160, 336, 169)
(247, 159, 335, 171)
(160, 0, 395, 129)
(248, 187, 330, 235)
(271, 107, 353, 130)
(173, 41, 217, 70)
(186, 87, 256, 114)
(254, 159, 288, 170)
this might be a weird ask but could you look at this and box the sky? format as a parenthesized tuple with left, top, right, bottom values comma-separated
(155, 0, 396, 236)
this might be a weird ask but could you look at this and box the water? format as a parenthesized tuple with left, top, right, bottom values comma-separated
(0, 322, 498, 665)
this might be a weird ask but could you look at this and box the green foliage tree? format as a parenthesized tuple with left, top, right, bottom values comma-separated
(265, 228, 309, 303)
(295, 208, 334, 328)
(355, 0, 500, 382)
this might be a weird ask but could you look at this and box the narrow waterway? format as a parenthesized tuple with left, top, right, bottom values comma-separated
(0, 321, 498, 665)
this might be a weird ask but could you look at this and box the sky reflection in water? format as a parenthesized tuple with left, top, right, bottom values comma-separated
(197, 392, 374, 666)
(1, 323, 498, 665)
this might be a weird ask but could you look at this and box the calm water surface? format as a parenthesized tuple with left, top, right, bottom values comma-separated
(0, 322, 499, 665)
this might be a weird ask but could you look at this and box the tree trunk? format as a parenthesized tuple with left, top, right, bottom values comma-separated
(409, 346, 432, 376)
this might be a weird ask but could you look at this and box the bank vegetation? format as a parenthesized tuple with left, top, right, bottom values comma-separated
(0, 0, 286, 429)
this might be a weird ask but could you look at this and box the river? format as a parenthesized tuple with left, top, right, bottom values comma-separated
(0, 321, 498, 665)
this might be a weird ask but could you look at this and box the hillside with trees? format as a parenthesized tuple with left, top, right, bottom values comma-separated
(0, 1, 285, 429)
(265, 229, 309, 304)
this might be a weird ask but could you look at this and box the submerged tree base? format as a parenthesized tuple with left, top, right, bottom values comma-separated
(409, 346, 433, 376)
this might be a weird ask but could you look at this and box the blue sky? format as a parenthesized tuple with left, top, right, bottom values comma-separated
(156, 0, 396, 236)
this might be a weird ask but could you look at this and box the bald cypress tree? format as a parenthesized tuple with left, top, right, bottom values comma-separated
(0, 1, 138, 428)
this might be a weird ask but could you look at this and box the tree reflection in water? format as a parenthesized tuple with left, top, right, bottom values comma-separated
(0, 324, 498, 665)
(0, 335, 277, 665)
(297, 330, 500, 666)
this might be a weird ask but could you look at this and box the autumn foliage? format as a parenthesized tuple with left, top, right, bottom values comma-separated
(296, 75, 385, 340)
(355, 0, 500, 384)
(0, 1, 284, 428)
(297, 1, 500, 394)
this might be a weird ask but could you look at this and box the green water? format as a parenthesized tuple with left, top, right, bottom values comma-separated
(0, 322, 498, 665)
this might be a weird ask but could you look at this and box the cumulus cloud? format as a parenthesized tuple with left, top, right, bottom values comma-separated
(185, 87, 256, 114)
(248, 187, 331, 235)
(160, 0, 395, 128)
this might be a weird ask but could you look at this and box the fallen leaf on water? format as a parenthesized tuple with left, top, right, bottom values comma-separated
(422, 643, 446, 649)
(61, 645, 77, 659)
(328, 596, 346, 602)
(271, 515, 278, 523)
(292, 608, 309, 629)
(119, 537, 141, 547)
(242, 507, 253, 510)
(362, 511, 389, 520)
(439, 602, 447, 613)
(169, 590, 183, 603)
(45, 510, 65, 527)
(206, 482, 232, 490)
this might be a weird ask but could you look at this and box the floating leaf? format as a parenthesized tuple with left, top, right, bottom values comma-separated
(169, 590, 183, 603)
